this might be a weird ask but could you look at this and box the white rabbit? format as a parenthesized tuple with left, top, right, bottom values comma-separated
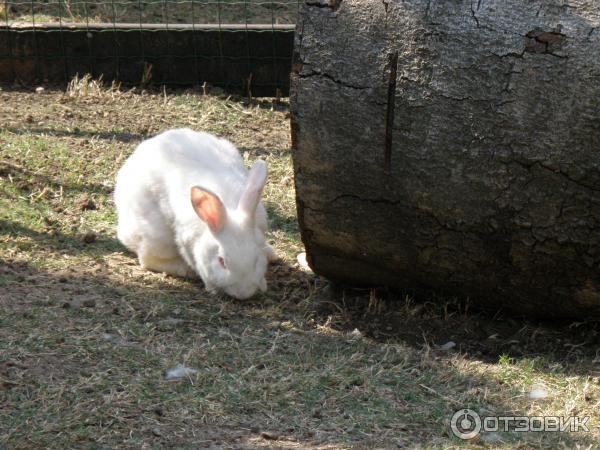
(114, 128, 275, 299)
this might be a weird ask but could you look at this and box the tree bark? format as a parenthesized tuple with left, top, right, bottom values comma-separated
(290, 0, 600, 318)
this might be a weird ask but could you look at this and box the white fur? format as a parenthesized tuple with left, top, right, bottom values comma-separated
(165, 363, 198, 380)
(114, 128, 273, 299)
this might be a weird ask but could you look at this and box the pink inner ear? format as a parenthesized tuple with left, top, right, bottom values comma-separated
(191, 187, 227, 233)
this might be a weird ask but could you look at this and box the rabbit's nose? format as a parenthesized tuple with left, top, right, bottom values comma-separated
(226, 286, 257, 300)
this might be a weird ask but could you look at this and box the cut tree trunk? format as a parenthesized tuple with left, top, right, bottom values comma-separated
(290, 0, 600, 318)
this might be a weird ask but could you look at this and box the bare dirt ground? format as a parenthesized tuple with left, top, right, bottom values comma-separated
(0, 81, 598, 448)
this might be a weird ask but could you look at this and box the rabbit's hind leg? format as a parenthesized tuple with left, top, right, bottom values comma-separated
(137, 243, 197, 279)
(265, 244, 278, 263)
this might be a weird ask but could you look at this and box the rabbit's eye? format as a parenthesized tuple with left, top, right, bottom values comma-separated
(218, 256, 227, 269)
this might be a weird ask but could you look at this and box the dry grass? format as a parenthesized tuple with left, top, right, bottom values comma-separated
(66, 74, 121, 99)
(3, 0, 299, 25)
(0, 79, 598, 449)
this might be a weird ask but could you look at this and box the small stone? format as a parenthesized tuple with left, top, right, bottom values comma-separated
(151, 427, 162, 437)
(348, 328, 363, 340)
(77, 194, 96, 211)
(439, 341, 456, 351)
(529, 386, 548, 400)
(296, 252, 312, 272)
(82, 298, 96, 308)
(71, 295, 97, 308)
(83, 231, 97, 244)
(260, 431, 279, 441)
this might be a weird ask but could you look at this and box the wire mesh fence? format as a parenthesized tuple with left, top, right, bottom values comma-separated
(2, 0, 299, 24)
(0, 1, 299, 95)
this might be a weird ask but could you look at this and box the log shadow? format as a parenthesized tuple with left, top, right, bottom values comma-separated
(265, 204, 299, 240)
(306, 283, 599, 377)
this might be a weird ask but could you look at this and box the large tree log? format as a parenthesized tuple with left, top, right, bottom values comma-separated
(290, 0, 600, 318)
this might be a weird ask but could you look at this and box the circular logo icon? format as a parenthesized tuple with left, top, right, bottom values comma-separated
(450, 409, 482, 440)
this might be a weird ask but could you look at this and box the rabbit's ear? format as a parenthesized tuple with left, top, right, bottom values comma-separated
(238, 160, 268, 219)
(191, 186, 227, 233)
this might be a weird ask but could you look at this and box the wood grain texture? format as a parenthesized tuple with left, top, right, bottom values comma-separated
(290, 0, 600, 318)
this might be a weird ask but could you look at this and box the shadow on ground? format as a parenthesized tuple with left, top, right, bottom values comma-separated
(3, 126, 146, 145)
(312, 284, 599, 374)
(0, 159, 112, 196)
(2, 218, 597, 376)
(0, 228, 597, 448)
